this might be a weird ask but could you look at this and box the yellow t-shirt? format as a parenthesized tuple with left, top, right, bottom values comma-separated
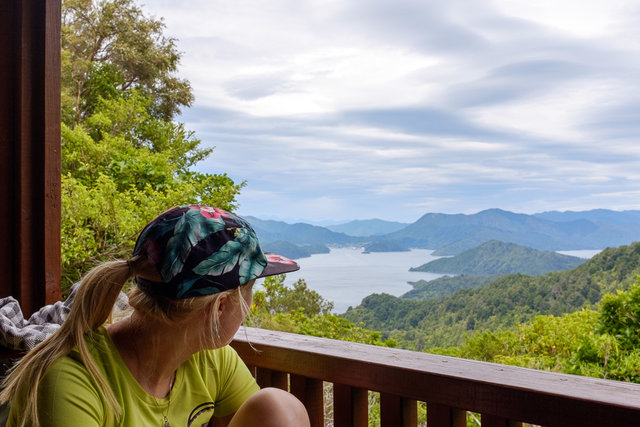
(8, 327, 259, 427)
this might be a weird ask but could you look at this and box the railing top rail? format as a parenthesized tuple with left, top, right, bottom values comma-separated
(232, 327, 640, 426)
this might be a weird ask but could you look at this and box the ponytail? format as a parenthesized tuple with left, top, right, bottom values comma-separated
(0, 257, 137, 427)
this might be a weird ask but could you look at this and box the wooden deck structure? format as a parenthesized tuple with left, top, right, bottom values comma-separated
(232, 327, 640, 427)
(3, 0, 640, 425)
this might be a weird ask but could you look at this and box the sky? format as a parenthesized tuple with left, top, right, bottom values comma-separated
(137, 0, 640, 225)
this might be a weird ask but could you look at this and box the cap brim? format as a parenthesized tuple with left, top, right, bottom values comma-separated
(257, 253, 300, 278)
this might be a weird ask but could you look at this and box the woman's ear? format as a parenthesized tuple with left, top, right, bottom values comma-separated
(202, 295, 226, 323)
(215, 294, 229, 316)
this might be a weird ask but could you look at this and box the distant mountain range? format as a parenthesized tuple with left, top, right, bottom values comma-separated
(534, 209, 640, 224)
(409, 240, 586, 276)
(247, 209, 640, 256)
(245, 216, 357, 246)
(327, 219, 409, 236)
(384, 209, 640, 254)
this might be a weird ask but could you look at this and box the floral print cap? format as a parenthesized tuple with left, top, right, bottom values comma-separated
(133, 205, 299, 299)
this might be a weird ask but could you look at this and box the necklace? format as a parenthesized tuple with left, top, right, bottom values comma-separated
(153, 373, 175, 427)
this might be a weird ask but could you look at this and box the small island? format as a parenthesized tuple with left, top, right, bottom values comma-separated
(261, 240, 330, 259)
(362, 240, 410, 253)
(410, 240, 586, 276)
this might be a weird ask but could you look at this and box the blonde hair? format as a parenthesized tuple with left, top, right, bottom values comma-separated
(0, 256, 252, 427)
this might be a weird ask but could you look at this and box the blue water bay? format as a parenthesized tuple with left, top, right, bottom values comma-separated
(257, 247, 447, 313)
(255, 247, 603, 314)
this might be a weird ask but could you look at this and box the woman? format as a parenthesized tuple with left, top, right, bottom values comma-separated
(0, 205, 310, 427)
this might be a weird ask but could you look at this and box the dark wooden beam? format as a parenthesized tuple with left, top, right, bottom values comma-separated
(0, 0, 62, 316)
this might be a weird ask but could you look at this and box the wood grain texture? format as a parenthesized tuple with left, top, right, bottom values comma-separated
(0, 0, 61, 316)
(333, 385, 368, 427)
(232, 327, 640, 427)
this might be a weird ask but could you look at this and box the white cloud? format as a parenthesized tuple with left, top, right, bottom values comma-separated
(468, 78, 618, 142)
(137, 0, 640, 222)
(491, 0, 637, 39)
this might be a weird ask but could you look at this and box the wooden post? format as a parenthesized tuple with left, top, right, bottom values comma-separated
(334, 384, 368, 427)
(290, 375, 324, 427)
(255, 367, 288, 390)
(427, 403, 466, 427)
(481, 414, 523, 427)
(381, 393, 417, 427)
(0, 0, 61, 316)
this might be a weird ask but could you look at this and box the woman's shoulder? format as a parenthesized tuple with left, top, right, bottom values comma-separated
(43, 326, 125, 395)
(42, 327, 114, 393)
(37, 351, 107, 424)
(42, 352, 101, 395)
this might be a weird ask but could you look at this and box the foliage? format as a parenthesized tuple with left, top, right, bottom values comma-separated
(249, 275, 396, 347)
(599, 281, 640, 351)
(343, 242, 640, 348)
(410, 240, 585, 276)
(60, 0, 243, 290)
(253, 275, 334, 317)
(432, 278, 640, 383)
(62, 0, 192, 123)
(403, 275, 498, 300)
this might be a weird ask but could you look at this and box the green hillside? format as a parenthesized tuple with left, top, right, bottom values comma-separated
(261, 240, 329, 259)
(342, 242, 640, 349)
(410, 240, 586, 275)
(403, 275, 498, 300)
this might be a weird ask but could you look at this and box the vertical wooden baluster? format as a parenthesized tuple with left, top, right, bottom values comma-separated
(427, 403, 466, 427)
(246, 365, 256, 378)
(402, 398, 417, 426)
(481, 414, 523, 427)
(290, 375, 324, 427)
(381, 393, 417, 427)
(352, 388, 368, 427)
(381, 393, 401, 426)
(334, 384, 368, 427)
(271, 370, 289, 391)
(256, 367, 272, 388)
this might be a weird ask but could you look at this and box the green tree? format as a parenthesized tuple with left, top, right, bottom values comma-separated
(249, 275, 396, 347)
(60, 0, 243, 289)
(62, 0, 192, 123)
(253, 275, 334, 317)
(599, 280, 640, 350)
(432, 277, 640, 383)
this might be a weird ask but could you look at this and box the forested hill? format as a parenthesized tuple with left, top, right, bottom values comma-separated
(410, 240, 586, 275)
(403, 275, 498, 300)
(260, 240, 329, 259)
(341, 242, 640, 348)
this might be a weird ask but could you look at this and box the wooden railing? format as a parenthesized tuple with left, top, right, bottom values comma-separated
(231, 327, 640, 427)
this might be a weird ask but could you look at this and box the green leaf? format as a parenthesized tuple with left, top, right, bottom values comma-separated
(192, 240, 243, 277)
(161, 209, 203, 280)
